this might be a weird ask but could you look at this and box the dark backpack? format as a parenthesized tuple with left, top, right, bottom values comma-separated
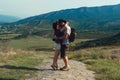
(69, 28, 76, 43)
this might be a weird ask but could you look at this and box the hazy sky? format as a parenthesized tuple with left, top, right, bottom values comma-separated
(0, 0, 120, 18)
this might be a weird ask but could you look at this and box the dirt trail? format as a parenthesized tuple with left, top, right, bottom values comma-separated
(27, 58, 95, 80)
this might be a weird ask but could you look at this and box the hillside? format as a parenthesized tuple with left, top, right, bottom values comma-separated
(15, 4, 120, 30)
(0, 14, 20, 24)
(18, 4, 120, 22)
(75, 32, 120, 49)
(1, 4, 120, 38)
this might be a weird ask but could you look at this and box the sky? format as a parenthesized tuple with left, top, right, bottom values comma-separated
(0, 0, 120, 18)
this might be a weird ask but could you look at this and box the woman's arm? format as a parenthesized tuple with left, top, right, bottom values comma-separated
(57, 33, 69, 40)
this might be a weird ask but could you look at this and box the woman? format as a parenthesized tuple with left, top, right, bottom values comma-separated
(51, 21, 64, 70)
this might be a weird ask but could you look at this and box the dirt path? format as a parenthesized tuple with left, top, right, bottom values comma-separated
(27, 58, 95, 80)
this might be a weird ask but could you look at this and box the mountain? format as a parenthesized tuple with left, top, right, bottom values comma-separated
(18, 4, 119, 31)
(1, 4, 120, 38)
(75, 32, 120, 49)
(0, 14, 21, 24)
(17, 4, 120, 23)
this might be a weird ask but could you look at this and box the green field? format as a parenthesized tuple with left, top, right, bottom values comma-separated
(0, 33, 21, 39)
(0, 36, 54, 50)
(0, 35, 120, 80)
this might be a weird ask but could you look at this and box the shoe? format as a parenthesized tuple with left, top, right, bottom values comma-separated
(51, 65, 58, 70)
(60, 66, 70, 71)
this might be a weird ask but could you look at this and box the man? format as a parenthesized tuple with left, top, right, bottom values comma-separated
(57, 19, 71, 71)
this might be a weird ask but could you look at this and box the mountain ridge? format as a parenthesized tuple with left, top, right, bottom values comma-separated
(0, 14, 20, 24)
(1, 4, 120, 39)
(12, 4, 120, 31)
(16, 4, 120, 23)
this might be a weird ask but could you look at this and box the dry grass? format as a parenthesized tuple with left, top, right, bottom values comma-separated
(69, 46, 120, 80)
(0, 47, 43, 80)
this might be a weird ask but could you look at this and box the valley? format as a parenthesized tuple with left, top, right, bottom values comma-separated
(0, 4, 120, 80)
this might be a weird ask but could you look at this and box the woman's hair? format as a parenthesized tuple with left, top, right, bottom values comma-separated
(52, 21, 64, 37)
(52, 21, 59, 30)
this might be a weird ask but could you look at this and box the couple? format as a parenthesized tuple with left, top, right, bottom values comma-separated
(51, 19, 71, 71)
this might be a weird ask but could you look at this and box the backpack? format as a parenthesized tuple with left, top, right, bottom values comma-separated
(69, 28, 76, 43)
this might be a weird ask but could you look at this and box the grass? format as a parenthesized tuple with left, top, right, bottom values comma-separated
(0, 36, 54, 80)
(0, 35, 120, 80)
(69, 46, 120, 80)
(0, 33, 21, 39)
(76, 30, 118, 39)
(0, 48, 43, 80)
(5, 36, 54, 50)
(87, 59, 120, 80)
